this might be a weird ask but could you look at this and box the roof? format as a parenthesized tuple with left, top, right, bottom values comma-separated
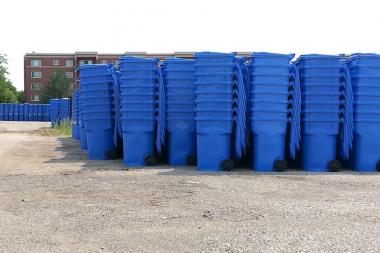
(25, 53, 75, 57)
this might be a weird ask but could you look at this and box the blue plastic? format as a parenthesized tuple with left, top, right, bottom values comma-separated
(252, 120, 288, 171)
(195, 72, 234, 82)
(194, 52, 235, 64)
(349, 53, 380, 66)
(78, 91, 87, 150)
(252, 52, 295, 66)
(118, 56, 165, 166)
(301, 134, 338, 172)
(298, 54, 348, 171)
(251, 91, 289, 101)
(49, 99, 60, 127)
(251, 74, 290, 83)
(297, 54, 343, 67)
(251, 66, 291, 75)
(80, 64, 116, 160)
(166, 57, 196, 166)
(353, 121, 380, 172)
(196, 133, 232, 171)
(0, 104, 3, 120)
(195, 90, 232, 100)
(3, 104, 9, 121)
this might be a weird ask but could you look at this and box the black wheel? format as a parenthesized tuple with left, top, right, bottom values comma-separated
(221, 159, 234, 171)
(328, 160, 341, 172)
(273, 160, 287, 172)
(186, 154, 197, 166)
(376, 161, 380, 172)
(144, 155, 157, 166)
(106, 149, 117, 160)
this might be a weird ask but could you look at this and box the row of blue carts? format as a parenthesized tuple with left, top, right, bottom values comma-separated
(71, 52, 380, 173)
(49, 98, 70, 127)
(0, 103, 50, 122)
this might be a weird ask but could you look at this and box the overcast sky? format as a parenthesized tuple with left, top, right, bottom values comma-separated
(1, 0, 379, 90)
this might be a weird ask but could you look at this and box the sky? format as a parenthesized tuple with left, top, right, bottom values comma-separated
(1, 0, 380, 90)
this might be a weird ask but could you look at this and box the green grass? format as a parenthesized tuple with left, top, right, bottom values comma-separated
(35, 120, 72, 136)
(54, 120, 72, 136)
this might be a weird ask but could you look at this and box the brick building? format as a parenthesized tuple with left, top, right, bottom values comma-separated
(24, 51, 246, 103)
(24, 52, 122, 103)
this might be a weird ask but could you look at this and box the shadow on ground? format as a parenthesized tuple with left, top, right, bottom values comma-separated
(44, 137, 126, 171)
(45, 136, 371, 176)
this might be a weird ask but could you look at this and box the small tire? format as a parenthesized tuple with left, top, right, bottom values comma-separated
(221, 159, 234, 171)
(328, 160, 341, 172)
(186, 155, 197, 166)
(106, 149, 117, 160)
(376, 161, 380, 172)
(144, 155, 157, 166)
(273, 160, 287, 172)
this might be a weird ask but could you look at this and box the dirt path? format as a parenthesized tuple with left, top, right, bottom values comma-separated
(0, 122, 379, 252)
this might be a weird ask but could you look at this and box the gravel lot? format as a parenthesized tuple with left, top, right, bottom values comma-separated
(0, 121, 379, 252)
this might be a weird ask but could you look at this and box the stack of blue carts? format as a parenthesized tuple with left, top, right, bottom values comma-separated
(0, 103, 50, 122)
(49, 99, 60, 127)
(118, 57, 165, 166)
(79, 64, 116, 160)
(296, 55, 353, 172)
(163, 58, 196, 165)
(71, 91, 80, 140)
(194, 52, 246, 171)
(249, 53, 301, 172)
(347, 54, 380, 172)
(78, 89, 87, 150)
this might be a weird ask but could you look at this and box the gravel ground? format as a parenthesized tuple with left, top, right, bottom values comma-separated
(0, 122, 379, 253)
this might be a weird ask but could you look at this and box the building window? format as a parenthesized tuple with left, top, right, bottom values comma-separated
(66, 72, 73, 78)
(31, 60, 41, 67)
(53, 59, 60, 65)
(100, 60, 107, 64)
(66, 60, 74, 67)
(31, 71, 42, 78)
(79, 60, 92, 65)
(31, 95, 40, 102)
(31, 83, 42, 90)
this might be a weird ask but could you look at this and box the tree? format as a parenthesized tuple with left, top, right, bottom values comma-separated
(39, 70, 72, 103)
(0, 54, 19, 103)
(17, 90, 25, 103)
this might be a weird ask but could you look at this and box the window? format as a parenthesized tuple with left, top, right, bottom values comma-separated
(53, 59, 59, 65)
(79, 60, 92, 65)
(100, 60, 107, 64)
(66, 60, 74, 67)
(31, 71, 42, 78)
(31, 95, 40, 102)
(31, 60, 41, 67)
(66, 72, 73, 78)
(31, 83, 42, 90)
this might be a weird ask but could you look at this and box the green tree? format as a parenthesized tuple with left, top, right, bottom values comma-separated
(17, 90, 25, 103)
(0, 54, 18, 103)
(39, 70, 72, 103)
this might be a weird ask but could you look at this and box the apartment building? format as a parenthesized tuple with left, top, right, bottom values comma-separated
(24, 52, 122, 103)
(24, 51, 241, 103)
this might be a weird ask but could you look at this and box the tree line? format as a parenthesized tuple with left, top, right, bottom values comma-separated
(0, 54, 20, 103)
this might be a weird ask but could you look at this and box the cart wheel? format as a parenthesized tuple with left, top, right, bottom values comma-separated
(328, 160, 341, 172)
(186, 154, 197, 166)
(144, 155, 157, 166)
(106, 149, 117, 160)
(273, 160, 287, 172)
(221, 159, 234, 171)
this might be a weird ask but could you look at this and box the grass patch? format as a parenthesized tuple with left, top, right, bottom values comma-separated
(34, 120, 72, 136)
